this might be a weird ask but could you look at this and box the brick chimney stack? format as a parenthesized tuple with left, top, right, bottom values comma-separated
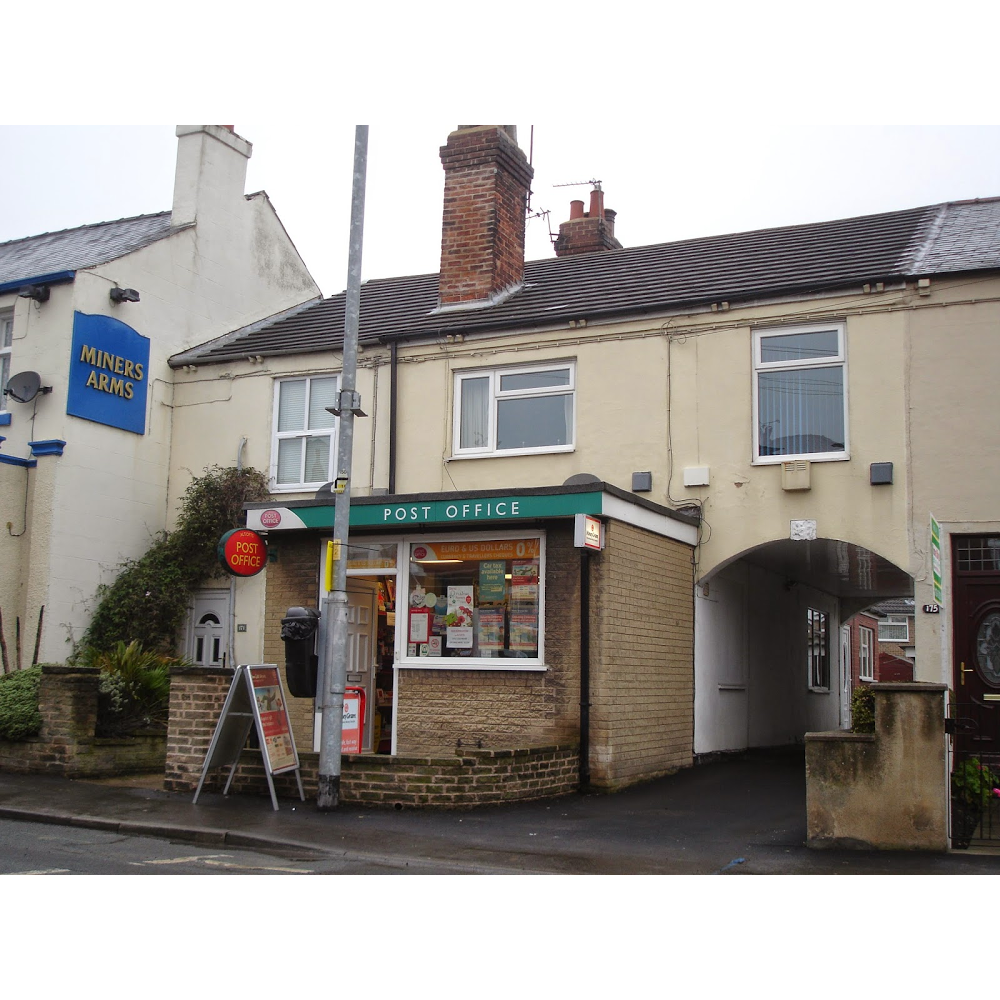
(438, 126, 534, 308)
(554, 186, 623, 257)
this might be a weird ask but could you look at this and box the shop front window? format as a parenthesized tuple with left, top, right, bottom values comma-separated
(403, 535, 544, 668)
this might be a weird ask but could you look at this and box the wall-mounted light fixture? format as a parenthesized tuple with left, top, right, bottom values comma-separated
(18, 284, 50, 303)
(109, 287, 140, 303)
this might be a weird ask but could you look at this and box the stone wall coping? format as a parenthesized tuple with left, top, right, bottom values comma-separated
(870, 682, 948, 692)
(169, 665, 235, 678)
(40, 665, 98, 676)
(805, 731, 876, 744)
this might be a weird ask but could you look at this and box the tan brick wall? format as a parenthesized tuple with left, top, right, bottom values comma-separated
(0, 666, 166, 777)
(248, 518, 695, 795)
(262, 535, 321, 749)
(396, 524, 581, 753)
(588, 521, 695, 789)
(177, 744, 580, 807)
(164, 666, 232, 790)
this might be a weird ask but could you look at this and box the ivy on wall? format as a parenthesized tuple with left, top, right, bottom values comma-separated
(82, 466, 270, 654)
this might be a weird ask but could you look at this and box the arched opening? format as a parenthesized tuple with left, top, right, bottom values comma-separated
(694, 537, 912, 755)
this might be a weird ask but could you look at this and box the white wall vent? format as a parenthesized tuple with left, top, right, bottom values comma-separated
(781, 460, 811, 491)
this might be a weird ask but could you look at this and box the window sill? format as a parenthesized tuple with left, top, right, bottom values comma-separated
(270, 484, 330, 495)
(400, 659, 547, 672)
(753, 452, 850, 467)
(808, 686, 831, 694)
(449, 446, 575, 461)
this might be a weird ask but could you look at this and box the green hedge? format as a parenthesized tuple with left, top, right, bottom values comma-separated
(0, 667, 43, 741)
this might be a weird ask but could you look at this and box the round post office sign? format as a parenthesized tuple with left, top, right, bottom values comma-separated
(218, 528, 268, 577)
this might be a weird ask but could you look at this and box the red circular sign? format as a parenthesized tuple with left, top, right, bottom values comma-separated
(218, 528, 268, 577)
(260, 509, 281, 528)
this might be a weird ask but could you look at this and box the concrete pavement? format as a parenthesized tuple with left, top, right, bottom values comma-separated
(2, 749, 998, 873)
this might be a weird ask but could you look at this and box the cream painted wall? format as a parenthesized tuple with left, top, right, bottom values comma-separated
(905, 277, 1000, 686)
(666, 296, 911, 582)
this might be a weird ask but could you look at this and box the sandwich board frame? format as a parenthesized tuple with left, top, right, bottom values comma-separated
(192, 664, 305, 811)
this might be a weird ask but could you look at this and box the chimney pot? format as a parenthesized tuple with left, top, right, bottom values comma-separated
(554, 188, 623, 258)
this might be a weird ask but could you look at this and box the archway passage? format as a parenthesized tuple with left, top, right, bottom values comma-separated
(694, 538, 912, 756)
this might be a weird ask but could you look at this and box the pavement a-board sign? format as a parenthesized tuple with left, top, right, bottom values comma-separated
(193, 664, 304, 811)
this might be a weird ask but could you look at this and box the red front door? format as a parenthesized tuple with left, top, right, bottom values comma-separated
(952, 536, 1000, 757)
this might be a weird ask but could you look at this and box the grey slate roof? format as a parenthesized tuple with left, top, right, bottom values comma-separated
(0, 212, 175, 286)
(867, 598, 916, 617)
(170, 197, 1000, 368)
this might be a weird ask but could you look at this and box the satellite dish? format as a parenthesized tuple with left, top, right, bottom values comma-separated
(562, 473, 602, 486)
(4, 371, 51, 404)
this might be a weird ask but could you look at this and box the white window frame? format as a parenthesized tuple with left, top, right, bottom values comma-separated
(452, 361, 576, 458)
(752, 322, 849, 464)
(807, 607, 831, 692)
(270, 374, 340, 493)
(878, 615, 910, 643)
(0, 312, 13, 417)
(398, 529, 547, 671)
(859, 625, 874, 682)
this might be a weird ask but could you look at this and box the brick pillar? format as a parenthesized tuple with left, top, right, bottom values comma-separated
(164, 665, 233, 791)
(39, 666, 99, 744)
(438, 126, 534, 307)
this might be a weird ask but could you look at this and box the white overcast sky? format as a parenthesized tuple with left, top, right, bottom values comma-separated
(0, 125, 1000, 295)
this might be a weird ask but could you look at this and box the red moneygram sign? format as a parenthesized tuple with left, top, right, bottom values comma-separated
(218, 528, 268, 577)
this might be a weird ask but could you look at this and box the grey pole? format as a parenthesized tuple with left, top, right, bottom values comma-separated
(317, 126, 368, 810)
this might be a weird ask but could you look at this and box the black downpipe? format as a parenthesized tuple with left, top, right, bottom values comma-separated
(388, 340, 398, 494)
(579, 549, 591, 792)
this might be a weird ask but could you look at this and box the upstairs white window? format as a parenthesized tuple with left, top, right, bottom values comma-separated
(878, 615, 910, 643)
(0, 313, 12, 414)
(271, 375, 339, 491)
(753, 323, 848, 463)
(454, 362, 575, 458)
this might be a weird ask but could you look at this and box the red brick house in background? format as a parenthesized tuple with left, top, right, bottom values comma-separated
(843, 598, 916, 694)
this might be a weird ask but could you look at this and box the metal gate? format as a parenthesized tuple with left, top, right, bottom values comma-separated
(948, 700, 1000, 848)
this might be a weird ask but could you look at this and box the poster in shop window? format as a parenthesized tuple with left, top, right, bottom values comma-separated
(510, 561, 539, 602)
(447, 625, 474, 649)
(477, 607, 505, 651)
(409, 608, 431, 643)
(479, 560, 507, 602)
(445, 585, 474, 648)
(509, 608, 538, 652)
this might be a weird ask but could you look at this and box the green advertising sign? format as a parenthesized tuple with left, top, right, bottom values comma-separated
(930, 514, 943, 606)
(479, 560, 507, 602)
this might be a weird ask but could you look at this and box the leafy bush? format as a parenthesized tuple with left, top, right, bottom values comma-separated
(83, 466, 269, 654)
(78, 641, 180, 736)
(851, 685, 875, 733)
(952, 757, 1000, 810)
(0, 667, 43, 741)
